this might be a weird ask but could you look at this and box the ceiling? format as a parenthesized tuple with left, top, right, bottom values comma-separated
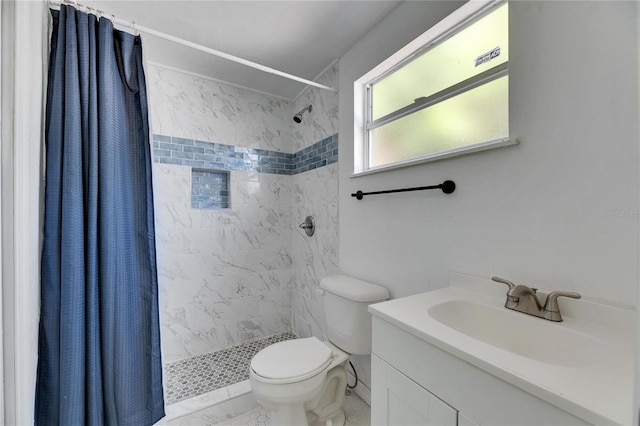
(79, 1, 401, 100)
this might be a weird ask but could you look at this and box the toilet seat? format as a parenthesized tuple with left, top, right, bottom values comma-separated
(251, 337, 333, 384)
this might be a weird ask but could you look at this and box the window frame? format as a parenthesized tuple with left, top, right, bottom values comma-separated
(353, 0, 517, 176)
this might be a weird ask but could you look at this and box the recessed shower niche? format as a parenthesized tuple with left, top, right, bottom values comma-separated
(190, 168, 230, 209)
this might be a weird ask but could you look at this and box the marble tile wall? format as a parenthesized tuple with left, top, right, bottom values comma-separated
(292, 63, 339, 153)
(290, 163, 339, 341)
(290, 63, 340, 342)
(148, 62, 340, 364)
(148, 65, 293, 153)
(149, 65, 295, 363)
(153, 163, 294, 362)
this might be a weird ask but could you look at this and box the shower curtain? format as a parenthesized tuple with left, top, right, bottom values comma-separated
(36, 5, 164, 425)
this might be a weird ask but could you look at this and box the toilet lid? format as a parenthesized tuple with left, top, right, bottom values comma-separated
(251, 337, 333, 382)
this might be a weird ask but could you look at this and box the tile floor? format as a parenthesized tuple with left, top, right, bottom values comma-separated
(162, 333, 371, 425)
(177, 392, 371, 426)
(164, 333, 297, 404)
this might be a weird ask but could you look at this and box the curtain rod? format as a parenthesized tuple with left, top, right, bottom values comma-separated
(47, 0, 337, 93)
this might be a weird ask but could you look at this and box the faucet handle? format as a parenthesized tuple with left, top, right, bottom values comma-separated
(543, 291, 581, 322)
(491, 276, 516, 292)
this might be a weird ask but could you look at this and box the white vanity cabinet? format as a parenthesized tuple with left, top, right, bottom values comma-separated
(371, 355, 457, 426)
(370, 316, 589, 426)
(368, 274, 634, 425)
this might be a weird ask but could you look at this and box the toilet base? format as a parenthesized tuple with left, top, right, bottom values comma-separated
(308, 408, 345, 426)
(254, 364, 348, 426)
(271, 403, 309, 426)
(304, 364, 347, 426)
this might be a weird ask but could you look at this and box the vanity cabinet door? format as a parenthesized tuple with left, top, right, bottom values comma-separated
(372, 355, 457, 426)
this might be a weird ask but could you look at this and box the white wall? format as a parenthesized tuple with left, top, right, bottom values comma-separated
(339, 0, 638, 389)
(1, 1, 48, 424)
(338, 0, 464, 390)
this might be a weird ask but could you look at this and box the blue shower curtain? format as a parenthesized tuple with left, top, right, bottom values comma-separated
(36, 5, 164, 425)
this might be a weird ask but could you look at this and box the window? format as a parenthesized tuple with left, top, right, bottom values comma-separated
(354, 0, 515, 175)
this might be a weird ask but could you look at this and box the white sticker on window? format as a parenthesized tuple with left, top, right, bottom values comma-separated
(475, 46, 501, 67)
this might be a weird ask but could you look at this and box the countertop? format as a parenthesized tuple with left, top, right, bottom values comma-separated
(368, 273, 635, 425)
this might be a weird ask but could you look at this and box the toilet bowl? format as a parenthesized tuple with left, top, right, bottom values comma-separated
(250, 337, 349, 426)
(250, 274, 389, 426)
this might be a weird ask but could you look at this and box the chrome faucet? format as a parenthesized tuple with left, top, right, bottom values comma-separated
(491, 277, 581, 322)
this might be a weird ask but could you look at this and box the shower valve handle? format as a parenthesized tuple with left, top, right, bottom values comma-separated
(299, 216, 315, 236)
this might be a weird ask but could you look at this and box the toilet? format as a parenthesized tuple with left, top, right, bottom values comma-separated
(250, 274, 389, 426)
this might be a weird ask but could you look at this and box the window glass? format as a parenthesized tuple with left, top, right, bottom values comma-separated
(359, 1, 512, 173)
(371, 2, 508, 121)
(370, 76, 508, 167)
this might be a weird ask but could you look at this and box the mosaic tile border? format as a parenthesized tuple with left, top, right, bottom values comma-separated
(164, 332, 297, 404)
(292, 134, 338, 175)
(152, 134, 338, 176)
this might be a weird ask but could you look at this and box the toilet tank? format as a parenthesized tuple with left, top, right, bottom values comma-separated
(320, 274, 389, 355)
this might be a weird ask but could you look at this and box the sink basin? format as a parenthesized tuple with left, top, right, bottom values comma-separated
(428, 300, 609, 367)
(369, 274, 636, 425)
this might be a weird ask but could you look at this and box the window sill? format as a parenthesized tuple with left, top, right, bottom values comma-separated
(351, 137, 519, 178)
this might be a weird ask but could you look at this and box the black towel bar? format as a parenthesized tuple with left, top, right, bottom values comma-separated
(351, 180, 455, 200)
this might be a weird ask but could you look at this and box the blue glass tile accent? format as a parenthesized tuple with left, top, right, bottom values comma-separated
(155, 149, 171, 158)
(182, 159, 205, 168)
(191, 169, 230, 209)
(290, 134, 338, 175)
(158, 157, 182, 166)
(183, 146, 205, 154)
(171, 151, 194, 160)
(171, 136, 193, 146)
(152, 133, 338, 176)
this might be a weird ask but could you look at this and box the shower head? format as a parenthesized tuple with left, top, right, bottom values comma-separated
(293, 105, 312, 123)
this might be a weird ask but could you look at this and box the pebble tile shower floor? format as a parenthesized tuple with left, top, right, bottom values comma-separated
(164, 332, 297, 404)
